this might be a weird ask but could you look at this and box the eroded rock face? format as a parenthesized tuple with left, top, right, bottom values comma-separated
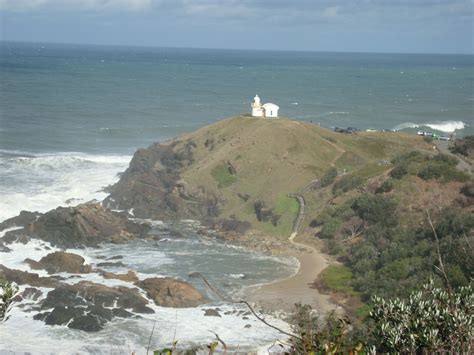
(25, 251, 92, 274)
(0, 210, 41, 231)
(136, 277, 208, 308)
(34, 281, 153, 332)
(100, 270, 139, 283)
(0, 265, 63, 288)
(104, 141, 221, 220)
(3, 203, 150, 248)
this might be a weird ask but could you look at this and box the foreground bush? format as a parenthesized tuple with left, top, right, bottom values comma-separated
(369, 281, 473, 353)
(288, 281, 473, 354)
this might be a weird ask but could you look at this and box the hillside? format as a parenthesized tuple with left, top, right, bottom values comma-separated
(106, 116, 434, 238)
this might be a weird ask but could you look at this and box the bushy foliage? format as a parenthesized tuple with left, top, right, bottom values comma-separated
(351, 194, 397, 227)
(289, 304, 364, 354)
(332, 175, 364, 195)
(320, 167, 338, 188)
(287, 282, 472, 354)
(389, 164, 408, 179)
(346, 207, 473, 300)
(390, 151, 469, 182)
(369, 281, 473, 353)
(461, 182, 474, 197)
(375, 179, 394, 194)
(449, 135, 474, 157)
(0, 280, 18, 322)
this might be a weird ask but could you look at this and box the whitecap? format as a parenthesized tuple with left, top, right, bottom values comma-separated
(0, 152, 131, 221)
(423, 120, 466, 133)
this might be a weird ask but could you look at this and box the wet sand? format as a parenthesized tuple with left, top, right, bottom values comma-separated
(244, 233, 336, 315)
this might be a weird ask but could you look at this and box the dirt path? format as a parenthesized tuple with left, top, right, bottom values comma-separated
(434, 140, 472, 176)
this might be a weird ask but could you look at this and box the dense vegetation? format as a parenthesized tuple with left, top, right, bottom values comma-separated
(449, 135, 474, 157)
(314, 192, 472, 301)
(311, 150, 473, 306)
(289, 282, 473, 354)
(389, 151, 469, 182)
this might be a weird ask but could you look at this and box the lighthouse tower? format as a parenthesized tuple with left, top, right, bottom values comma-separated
(251, 95, 264, 117)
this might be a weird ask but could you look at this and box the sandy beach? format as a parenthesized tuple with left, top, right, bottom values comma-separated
(244, 233, 336, 315)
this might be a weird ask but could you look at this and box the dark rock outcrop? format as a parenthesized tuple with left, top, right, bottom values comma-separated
(216, 218, 252, 234)
(0, 210, 41, 231)
(21, 287, 43, 301)
(25, 251, 92, 274)
(203, 308, 221, 317)
(3, 203, 150, 248)
(253, 200, 281, 226)
(34, 281, 153, 332)
(96, 261, 126, 268)
(136, 277, 208, 308)
(104, 141, 221, 220)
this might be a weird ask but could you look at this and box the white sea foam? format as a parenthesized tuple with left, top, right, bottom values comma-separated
(423, 120, 466, 132)
(394, 120, 466, 133)
(0, 151, 131, 222)
(1, 301, 290, 354)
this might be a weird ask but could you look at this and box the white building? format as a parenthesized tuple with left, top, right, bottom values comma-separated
(251, 95, 279, 118)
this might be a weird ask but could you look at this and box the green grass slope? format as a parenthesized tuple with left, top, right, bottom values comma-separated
(170, 116, 433, 237)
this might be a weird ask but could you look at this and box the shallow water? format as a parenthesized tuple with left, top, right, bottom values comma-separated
(0, 222, 298, 353)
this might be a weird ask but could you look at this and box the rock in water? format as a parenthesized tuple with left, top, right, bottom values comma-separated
(34, 281, 154, 332)
(0, 210, 41, 231)
(25, 251, 92, 274)
(100, 270, 139, 283)
(3, 203, 150, 248)
(203, 308, 221, 317)
(0, 265, 63, 288)
(136, 277, 208, 308)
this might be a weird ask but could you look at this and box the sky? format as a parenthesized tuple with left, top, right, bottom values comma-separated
(0, 0, 473, 54)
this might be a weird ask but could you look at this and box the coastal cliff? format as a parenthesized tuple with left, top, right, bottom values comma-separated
(105, 116, 434, 237)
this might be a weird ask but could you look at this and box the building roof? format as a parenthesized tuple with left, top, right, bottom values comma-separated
(262, 103, 279, 109)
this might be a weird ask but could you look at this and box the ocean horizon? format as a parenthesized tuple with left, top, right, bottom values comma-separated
(0, 40, 472, 353)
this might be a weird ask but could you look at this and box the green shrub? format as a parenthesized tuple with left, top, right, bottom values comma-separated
(351, 194, 398, 226)
(332, 175, 364, 195)
(370, 281, 473, 353)
(375, 179, 394, 194)
(210, 164, 237, 188)
(433, 153, 458, 166)
(391, 151, 425, 165)
(449, 135, 474, 156)
(389, 164, 408, 179)
(461, 182, 474, 197)
(320, 167, 338, 187)
(417, 162, 444, 180)
(319, 218, 341, 239)
(1, 280, 18, 322)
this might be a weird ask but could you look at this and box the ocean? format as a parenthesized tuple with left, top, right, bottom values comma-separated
(0, 41, 472, 353)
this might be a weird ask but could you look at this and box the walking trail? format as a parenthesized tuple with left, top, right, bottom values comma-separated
(245, 131, 345, 315)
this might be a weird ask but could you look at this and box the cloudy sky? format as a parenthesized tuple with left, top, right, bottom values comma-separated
(0, 0, 472, 54)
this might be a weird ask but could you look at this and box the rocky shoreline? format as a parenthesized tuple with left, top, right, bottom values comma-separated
(0, 200, 303, 337)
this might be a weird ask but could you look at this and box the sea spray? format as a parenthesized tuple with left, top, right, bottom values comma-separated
(394, 120, 466, 133)
(0, 151, 131, 221)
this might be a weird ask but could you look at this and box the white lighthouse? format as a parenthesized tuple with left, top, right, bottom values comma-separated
(251, 95, 279, 118)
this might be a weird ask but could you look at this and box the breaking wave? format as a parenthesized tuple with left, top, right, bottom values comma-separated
(394, 120, 466, 133)
(0, 150, 131, 222)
